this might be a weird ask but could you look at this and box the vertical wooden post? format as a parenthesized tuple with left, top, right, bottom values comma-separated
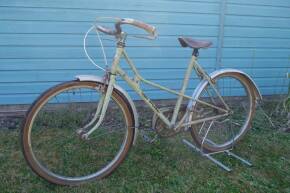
(216, 0, 227, 69)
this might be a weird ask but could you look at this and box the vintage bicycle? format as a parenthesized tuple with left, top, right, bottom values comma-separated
(21, 17, 262, 185)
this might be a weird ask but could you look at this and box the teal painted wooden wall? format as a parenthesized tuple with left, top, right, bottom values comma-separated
(0, 0, 289, 104)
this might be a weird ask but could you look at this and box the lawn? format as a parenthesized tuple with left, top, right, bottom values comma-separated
(0, 104, 290, 193)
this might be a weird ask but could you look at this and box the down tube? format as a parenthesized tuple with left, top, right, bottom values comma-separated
(117, 67, 172, 127)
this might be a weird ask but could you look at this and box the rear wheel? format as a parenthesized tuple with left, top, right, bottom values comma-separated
(21, 80, 134, 185)
(190, 72, 256, 153)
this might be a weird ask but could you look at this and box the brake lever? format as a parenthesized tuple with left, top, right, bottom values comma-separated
(95, 25, 117, 36)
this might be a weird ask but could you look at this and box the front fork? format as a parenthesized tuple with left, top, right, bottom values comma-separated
(78, 74, 116, 139)
(78, 33, 125, 139)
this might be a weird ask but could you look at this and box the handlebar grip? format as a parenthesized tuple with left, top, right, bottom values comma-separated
(117, 18, 157, 38)
(123, 18, 156, 36)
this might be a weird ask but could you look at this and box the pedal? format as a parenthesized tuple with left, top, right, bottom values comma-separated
(141, 128, 158, 143)
(184, 126, 192, 132)
(142, 134, 152, 143)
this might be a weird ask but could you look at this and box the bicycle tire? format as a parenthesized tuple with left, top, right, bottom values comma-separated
(21, 80, 134, 185)
(190, 71, 256, 153)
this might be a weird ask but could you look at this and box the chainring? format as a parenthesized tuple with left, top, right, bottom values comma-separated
(152, 106, 186, 138)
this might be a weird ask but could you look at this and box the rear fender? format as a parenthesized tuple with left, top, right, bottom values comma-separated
(188, 68, 262, 110)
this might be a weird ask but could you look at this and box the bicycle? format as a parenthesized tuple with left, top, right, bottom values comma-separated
(21, 17, 262, 185)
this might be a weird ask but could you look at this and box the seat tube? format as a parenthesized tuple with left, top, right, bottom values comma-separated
(171, 55, 196, 126)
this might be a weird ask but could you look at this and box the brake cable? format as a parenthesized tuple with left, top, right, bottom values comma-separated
(83, 25, 108, 72)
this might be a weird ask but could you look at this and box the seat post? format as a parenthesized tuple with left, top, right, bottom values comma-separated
(192, 48, 199, 57)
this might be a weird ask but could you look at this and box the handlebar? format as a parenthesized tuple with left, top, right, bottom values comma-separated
(116, 18, 157, 38)
(96, 25, 116, 36)
(96, 17, 157, 39)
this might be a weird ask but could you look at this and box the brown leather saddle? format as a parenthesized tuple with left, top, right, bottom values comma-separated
(178, 37, 212, 49)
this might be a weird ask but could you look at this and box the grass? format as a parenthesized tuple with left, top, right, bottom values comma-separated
(0, 105, 290, 193)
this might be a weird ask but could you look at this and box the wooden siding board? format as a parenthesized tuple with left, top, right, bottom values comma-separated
(0, 77, 287, 95)
(0, 68, 217, 83)
(222, 48, 290, 58)
(2, 58, 289, 71)
(0, 7, 220, 25)
(223, 38, 290, 49)
(224, 26, 290, 38)
(225, 15, 290, 28)
(0, 58, 216, 70)
(227, 4, 290, 18)
(1, 85, 288, 105)
(0, 34, 217, 47)
(0, 68, 286, 87)
(227, 0, 290, 7)
(0, 0, 220, 14)
(221, 58, 290, 68)
(0, 47, 217, 59)
(0, 21, 219, 36)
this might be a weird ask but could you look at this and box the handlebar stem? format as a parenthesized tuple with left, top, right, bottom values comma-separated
(115, 21, 122, 34)
(116, 32, 127, 48)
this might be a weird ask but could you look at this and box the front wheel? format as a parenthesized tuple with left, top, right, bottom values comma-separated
(190, 71, 256, 153)
(21, 80, 134, 185)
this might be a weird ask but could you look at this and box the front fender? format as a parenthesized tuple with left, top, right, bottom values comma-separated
(75, 75, 139, 145)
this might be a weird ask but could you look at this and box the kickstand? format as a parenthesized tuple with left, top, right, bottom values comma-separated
(182, 139, 252, 172)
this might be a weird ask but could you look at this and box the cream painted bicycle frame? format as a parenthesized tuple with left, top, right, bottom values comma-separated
(82, 33, 229, 138)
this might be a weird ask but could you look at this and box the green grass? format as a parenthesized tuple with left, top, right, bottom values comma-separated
(0, 106, 290, 193)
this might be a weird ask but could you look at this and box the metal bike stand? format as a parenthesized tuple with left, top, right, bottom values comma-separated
(182, 139, 252, 172)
